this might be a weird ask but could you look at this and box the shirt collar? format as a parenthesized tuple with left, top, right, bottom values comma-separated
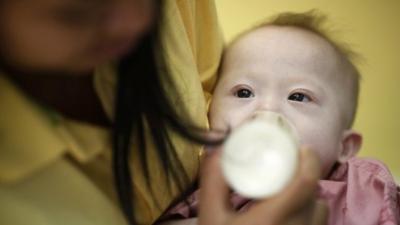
(0, 73, 110, 183)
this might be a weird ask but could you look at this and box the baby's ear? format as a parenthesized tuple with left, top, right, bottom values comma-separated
(338, 130, 362, 163)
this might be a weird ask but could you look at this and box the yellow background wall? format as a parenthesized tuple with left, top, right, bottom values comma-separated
(216, 0, 400, 181)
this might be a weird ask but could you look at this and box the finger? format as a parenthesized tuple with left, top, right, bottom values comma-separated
(269, 147, 322, 218)
(246, 147, 322, 224)
(199, 149, 232, 225)
(311, 200, 329, 225)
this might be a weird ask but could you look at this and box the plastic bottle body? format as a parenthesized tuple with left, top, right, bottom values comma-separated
(221, 112, 299, 198)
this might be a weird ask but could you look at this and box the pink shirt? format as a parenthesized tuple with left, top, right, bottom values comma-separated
(160, 157, 400, 225)
(318, 157, 399, 225)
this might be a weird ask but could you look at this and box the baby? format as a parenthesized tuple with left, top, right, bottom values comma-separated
(160, 11, 400, 225)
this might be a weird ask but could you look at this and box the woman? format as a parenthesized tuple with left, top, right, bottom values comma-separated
(0, 0, 325, 225)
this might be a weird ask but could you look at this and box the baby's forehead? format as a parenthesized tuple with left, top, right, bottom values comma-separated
(225, 26, 351, 80)
(228, 26, 339, 62)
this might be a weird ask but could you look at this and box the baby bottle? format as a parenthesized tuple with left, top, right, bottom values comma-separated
(221, 111, 299, 198)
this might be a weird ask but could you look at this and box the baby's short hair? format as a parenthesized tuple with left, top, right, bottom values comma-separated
(228, 10, 361, 128)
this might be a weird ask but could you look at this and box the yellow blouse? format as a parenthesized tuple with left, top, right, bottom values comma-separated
(0, 1, 223, 225)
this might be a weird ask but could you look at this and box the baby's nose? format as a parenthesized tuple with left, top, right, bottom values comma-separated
(251, 110, 280, 122)
(252, 107, 281, 120)
(256, 97, 281, 112)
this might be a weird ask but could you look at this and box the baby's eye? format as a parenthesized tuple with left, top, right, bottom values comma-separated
(288, 93, 311, 102)
(234, 88, 254, 98)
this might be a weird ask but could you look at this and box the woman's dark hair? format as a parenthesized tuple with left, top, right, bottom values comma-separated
(113, 2, 223, 224)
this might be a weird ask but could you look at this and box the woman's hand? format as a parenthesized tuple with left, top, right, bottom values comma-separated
(199, 147, 328, 225)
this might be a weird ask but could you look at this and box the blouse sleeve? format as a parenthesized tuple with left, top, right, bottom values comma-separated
(159, 0, 224, 115)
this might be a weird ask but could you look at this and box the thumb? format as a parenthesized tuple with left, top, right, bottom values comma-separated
(199, 149, 233, 225)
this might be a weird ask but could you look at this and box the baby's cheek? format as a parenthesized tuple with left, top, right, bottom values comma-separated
(210, 103, 246, 130)
(307, 142, 339, 177)
(209, 110, 229, 130)
(297, 131, 334, 171)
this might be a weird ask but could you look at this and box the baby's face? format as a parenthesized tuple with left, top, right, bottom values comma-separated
(210, 26, 357, 176)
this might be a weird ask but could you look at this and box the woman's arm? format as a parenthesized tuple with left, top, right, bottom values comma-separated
(199, 147, 328, 225)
